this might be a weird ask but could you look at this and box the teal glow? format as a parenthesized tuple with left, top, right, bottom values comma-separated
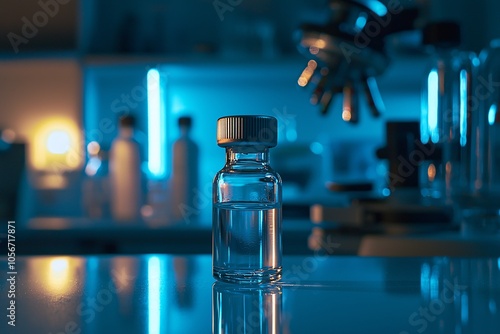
(148, 256, 161, 334)
(355, 15, 367, 30)
(489, 104, 497, 126)
(147, 69, 167, 179)
(427, 69, 439, 143)
(367, 0, 387, 16)
(430, 265, 439, 300)
(86, 257, 99, 296)
(489, 300, 497, 314)
(286, 129, 298, 142)
(461, 293, 469, 325)
(366, 77, 385, 112)
(459, 69, 468, 147)
(420, 263, 430, 297)
(310, 142, 323, 155)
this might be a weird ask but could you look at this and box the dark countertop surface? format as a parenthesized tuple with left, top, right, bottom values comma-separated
(10, 217, 500, 257)
(1, 255, 499, 333)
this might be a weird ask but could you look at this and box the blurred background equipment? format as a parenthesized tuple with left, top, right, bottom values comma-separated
(109, 114, 144, 222)
(0, 0, 500, 256)
(419, 21, 477, 202)
(0, 129, 25, 221)
(296, 0, 420, 122)
(170, 115, 199, 223)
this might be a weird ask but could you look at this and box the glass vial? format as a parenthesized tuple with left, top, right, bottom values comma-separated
(213, 115, 282, 284)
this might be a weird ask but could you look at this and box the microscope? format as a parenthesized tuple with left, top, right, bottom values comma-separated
(297, 1, 456, 231)
(296, 0, 420, 122)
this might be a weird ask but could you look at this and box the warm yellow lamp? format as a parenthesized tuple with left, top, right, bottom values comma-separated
(31, 118, 82, 173)
(30, 118, 82, 189)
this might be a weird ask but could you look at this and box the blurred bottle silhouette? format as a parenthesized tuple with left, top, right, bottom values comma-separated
(82, 142, 111, 219)
(109, 115, 143, 222)
(170, 116, 199, 223)
(472, 39, 500, 204)
(461, 39, 500, 234)
(420, 22, 476, 202)
(212, 282, 282, 334)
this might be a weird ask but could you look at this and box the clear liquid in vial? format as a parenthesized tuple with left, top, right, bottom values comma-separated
(213, 202, 282, 284)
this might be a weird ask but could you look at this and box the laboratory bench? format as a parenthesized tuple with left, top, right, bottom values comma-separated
(12, 217, 355, 256)
(8, 215, 500, 257)
(0, 255, 499, 333)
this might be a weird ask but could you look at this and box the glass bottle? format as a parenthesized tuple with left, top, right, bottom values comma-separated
(471, 39, 500, 205)
(109, 115, 143, 221)
(420, 22, 476, 202)
(170, 116, 199, 223)
(213, 115, 282, 284)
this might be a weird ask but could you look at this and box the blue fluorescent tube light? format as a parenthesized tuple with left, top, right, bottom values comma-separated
(147, 69, 166, 179)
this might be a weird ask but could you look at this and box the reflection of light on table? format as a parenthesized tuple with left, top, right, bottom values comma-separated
(47, 258, 70, 294)
(270, 292, 278, 334)
(50, 258, 69, 272)
(461, 293, 469, 325)
(110, 257, 137, 316)
(29, 257, 83, 295)
(111, 257, 136, 294)
(420, 262, 430, 298)
(148, 256, 161, 334)
(28, 217, 70, 229)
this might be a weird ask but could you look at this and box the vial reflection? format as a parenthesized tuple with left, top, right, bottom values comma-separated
(212, 282, 282, 334)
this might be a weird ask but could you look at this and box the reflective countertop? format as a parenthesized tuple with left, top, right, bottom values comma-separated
(1, 255, 499, 334)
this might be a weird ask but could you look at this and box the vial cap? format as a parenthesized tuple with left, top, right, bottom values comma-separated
(178, 116, 192, 128)
(119, 114, 136, 128)
(217, 115, 278, 147)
